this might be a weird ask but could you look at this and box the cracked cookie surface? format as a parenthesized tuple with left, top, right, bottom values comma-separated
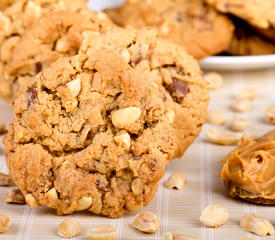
(0, 0, 88, 102)
(104, 0, 234, 59)
(3, 10, 114, 103)
(4, 49, 177, 218)
(81, 28, 209, 158)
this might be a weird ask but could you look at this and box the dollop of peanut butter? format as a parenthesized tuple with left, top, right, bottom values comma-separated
(220, 130, 275, 203)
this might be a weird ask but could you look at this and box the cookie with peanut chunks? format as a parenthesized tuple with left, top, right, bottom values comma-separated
(104, 0, 234, 59)
(0, 0, 88, 103)
(81, 28, 209, 158)
(206, 0, 275, 29)
(4, 50, 177, 218)
(3, 10, 114, 104)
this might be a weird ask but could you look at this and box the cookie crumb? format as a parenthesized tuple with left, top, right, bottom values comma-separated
(4, 189, 25, 204)
(0, 172, 13, 186)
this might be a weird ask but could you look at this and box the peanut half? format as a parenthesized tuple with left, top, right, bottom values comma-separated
(165, 173, 187, 190)
(87, 225, 118, 240)
(132, 211, 160, 233)
(165, 232, 199, 240)
(232, 99, 251, 112)
(0, 213, 10, 233)
(57, 218, 82, 238)
(200, 205, 229, 228)
(111, 107, 141, 129)
(206, 128, 240, 145)
(236, 87, 256, 100)
(265, 106, 275, 124)
(204, 72, 223, 90)
(231, 114, 249, 132)
(240, 214, 274, 237)
(207, 111, 226, 125)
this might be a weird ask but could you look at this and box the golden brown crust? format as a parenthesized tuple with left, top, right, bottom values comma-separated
(4, 50, 177, 218)
(104, 0, 234, 59)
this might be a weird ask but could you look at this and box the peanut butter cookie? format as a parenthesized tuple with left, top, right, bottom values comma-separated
(220, 130, 275, 204)
(4, 50, 177, 218)
(225, 20, 275, 56)
(81, 28, 209, 158)
(2, 10, 114, 103)
(206, 0, 275, 29)
(104, 0, 234, 59)
(0, 0, 88, 102)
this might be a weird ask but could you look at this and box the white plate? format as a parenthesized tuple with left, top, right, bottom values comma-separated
(200, 55, 275, 71)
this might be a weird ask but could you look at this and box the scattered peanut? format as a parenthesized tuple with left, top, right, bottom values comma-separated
(114, 133, 131, 149)
(57, 218, 82, 238)
(25, 194, 39, 208)
(204, 72, 223, 90)
(111, 107, 141, 129)
(200, 205, 229, 228)
(87, 225, 118, 240)
(132, 211, 160, 233)
(236, 87, 256, 100)
(0, 172, 13, 186)
(165, 232, 199, 240)
(240, 214, 274, 237)
(0, 213, 10, 233)
(238, 237, 256, 240)
(46, 188, 58, 201)
(165, 173, 187, 190)
(4, 189, 25, 204)
(75, 196, 93, 211)
(207, 111, 226, 125)
(232, 99, 251, 112)
(206, 128, 240, 145)
(231, 115, 249, 132)
(265, 106, 275, 124)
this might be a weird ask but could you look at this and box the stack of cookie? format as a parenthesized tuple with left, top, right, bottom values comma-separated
(105, 0, 275, 57)
(0, 0, 209, 218)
